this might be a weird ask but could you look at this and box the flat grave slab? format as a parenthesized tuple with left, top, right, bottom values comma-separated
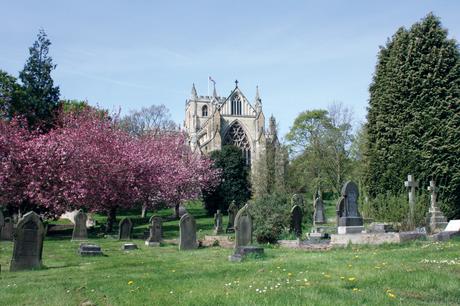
(78, 244, 103, 256)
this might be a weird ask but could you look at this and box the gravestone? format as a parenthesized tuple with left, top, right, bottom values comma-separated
(72, 210, 88, 241)
(337, 181, 364, 234)
(292, 194, 304, 207)
(1, 217, 14, 240)
(179, 213, 197, 250)
(214, 210, 224, 235)
(226, 201, 238, 233)
(118, 218, 133, 240)
(426, 180, 448, 233)
(122, 243, 138, 251)
(229, 204, 263, 262)
(10, 212, 45, 271)
(444, 220, 460, 232)
(78, 243, 103, 256)
(145, 216, 162, 247)
(404, 174, 419, 229)
(313, 197, 326, 225)
(290, 205, 303, 238)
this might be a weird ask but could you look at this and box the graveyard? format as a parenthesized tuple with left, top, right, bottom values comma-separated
(0, 201, 459, 306)
(2, 2, 460, 306)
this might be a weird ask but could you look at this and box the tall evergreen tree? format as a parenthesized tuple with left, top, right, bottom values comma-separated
(366, 13, 460, 218)
(16, 29, 60, 129)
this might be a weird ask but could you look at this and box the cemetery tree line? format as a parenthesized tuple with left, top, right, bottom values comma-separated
(365, 13, 460, 218)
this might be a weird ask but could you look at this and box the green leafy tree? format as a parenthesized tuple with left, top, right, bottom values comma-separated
(15, 29, 60, 129)
(366, 13, 460, 218)
(0, 70, 23, 119)
(202, 145, 251, 215)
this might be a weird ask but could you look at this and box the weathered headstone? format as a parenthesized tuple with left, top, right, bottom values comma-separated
(78, 243, 103, 256)
(226, 201, 238, 233)
(10, 212, 45, 271)
(145, 216, 162, 247)
(290, 205, 303, 238)
(214, 210, 224, 235)
(313, 197, 326, 225)
(337, 181, 364, 234)
(404, 174, 419, 229)
(229, 204, 263, 262)
(179, 213, 197, 250)
(122, 243, 138, 251)
(426, 180, 448, 233)
(336, 196, 345, 225)
(1, 217, 14, 241)
(118, 218, 133, 240)
(72, 210, 88, 241)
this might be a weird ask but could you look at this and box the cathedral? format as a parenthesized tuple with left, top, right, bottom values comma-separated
(184, 81, 266, 167)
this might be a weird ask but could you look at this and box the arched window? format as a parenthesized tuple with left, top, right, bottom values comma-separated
(224, 121, 251, 166)
(231, 95, 242, 115)
(202, 105, 208, 117)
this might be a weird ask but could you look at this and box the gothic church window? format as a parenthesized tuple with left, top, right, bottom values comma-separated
(224, 121, 251, 166)
(202, 105, 208, 117)
(231, 95, 242, 115)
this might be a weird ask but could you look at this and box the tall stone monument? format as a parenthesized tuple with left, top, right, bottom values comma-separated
(226, 201, 238, 233)
(404, 174, 419, 229)
(118, 218, 133, 240)
(290, 205, 303, 238)
(337, 181, 364, 234)
(313, 197, 326, 225)
(72, 210, 88, 241)
(1, 217, 14, 240)
(426, 180, 448, 233)
(229, 204, 263, 262)
(10, 211, 45, 271)
(0, 209, 4, 239)
(145, 215, 162, 247)
(213, 210, 224, 235)
(179, 213, 197, 250)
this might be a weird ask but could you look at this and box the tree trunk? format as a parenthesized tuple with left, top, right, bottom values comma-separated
(175, 204, 180, 220)
(141, 205, 147, 218)
(106, 207, 117, 233)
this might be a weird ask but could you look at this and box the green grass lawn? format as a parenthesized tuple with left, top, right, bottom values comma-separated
(1, 203, 459, 305)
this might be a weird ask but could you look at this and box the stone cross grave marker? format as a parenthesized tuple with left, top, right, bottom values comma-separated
(118, 218, 133, 240)
(427, 180, 448, 233)
(72, 210, 88, 241)
(1, 217, 14, 240)
(234, 204, 252, 248)
(214, 210, 224, 235)
(179, 213, 197, 250)
(314, 197, 326, 225)
(290, 205, 303, 238)
(226, 201, 238, 233)
(145, 216, 162, 246)
(10, 211, 45, 271)
(404, 174, 419, 229)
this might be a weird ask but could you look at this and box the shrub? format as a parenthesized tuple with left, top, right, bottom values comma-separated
(249, 192, 291, 243)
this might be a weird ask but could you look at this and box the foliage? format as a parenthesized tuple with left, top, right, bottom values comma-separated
(286, 103, 354, 196)
(361, 192, 430, 230)
(0, 110, 219, 227)
(120, 104, 177, 137)
(249, 192, 291, 243)
(14, 29, 60, 130)
(365, 13, 460, 218)
(252, 116, 288, 198)
(0, 70, 23, 119)
(202, 145, 250, 215)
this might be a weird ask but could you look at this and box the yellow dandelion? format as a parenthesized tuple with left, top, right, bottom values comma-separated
(288, 272, 293, 276)
(352, 288, 359, 292)
(348, 264, 353, 268)
(388, 292, 396, 299)
(172, 270, 176, 273)
(348, 277, 356, 281)
(375, 266, 381, 269)
(324, 274, 331, 278)
(340, 276, 345, 280)
(128, 280, 134, 285)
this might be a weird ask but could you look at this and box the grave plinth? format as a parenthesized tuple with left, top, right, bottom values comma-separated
(78, 243, 103, 256)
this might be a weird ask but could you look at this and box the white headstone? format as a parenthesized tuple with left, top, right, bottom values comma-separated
(444, 220, 460, 232)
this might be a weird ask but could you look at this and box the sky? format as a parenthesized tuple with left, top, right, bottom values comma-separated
(1, 1, 460, 137)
